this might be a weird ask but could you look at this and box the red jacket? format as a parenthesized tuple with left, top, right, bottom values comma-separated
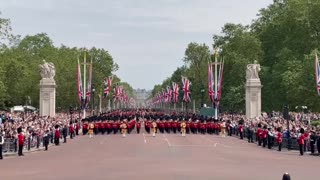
(69, 125, 75, 133)
(239, 125, 244, 132)
(18, 134, 24, 145)
(262, 129, 268, 139)
(298, 135, 304, 145)
(55, 130, 61, 138)
(276, 132, 282, 143)
(136, 122, 141, 129)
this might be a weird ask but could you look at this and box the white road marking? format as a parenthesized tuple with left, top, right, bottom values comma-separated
(171, 145, 215, 147)
(142, 133, 147, 143)
(163, 134, 172, 147)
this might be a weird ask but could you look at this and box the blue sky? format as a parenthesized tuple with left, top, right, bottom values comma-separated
(0, 0, 273, 90)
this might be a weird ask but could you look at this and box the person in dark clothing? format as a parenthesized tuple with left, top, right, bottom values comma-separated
(309, 130, 317, 154)
(62, 125, 68, 143)
(317, 133, 320, 155)
(0, 130, 4, 159)
(43, 130, 50, 151)
(298, 128, 305, 156)
(282, 173, 291, 180)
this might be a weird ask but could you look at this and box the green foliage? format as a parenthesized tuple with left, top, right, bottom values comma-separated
(151, 0, 320, 112)
(0, 13, 132, 110)
(311, 121, 320, 127)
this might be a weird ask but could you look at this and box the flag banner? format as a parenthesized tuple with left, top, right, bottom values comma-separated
(77, 59, 83, 104)
(104, 76, 113, 98)
(315, 53, 320, 96)
(208, 62, 214, 103)
(85, 62, 92, 107)
(182, 76, 191, 103)
(217, 60, 224, 103)
(172, 82, 179, 103)
(166, 86, 172, 103)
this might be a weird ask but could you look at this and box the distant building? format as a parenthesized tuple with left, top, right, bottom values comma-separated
(133, 89, 151, 108)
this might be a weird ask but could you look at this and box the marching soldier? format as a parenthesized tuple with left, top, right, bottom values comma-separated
(181, 119, 187, 137)
(120, 120, 128, 137)
(136, 120, 141, 134)
(82, 119, 88, 135)
(221, 120, 226, 137)
(298, 128, 305, 156)
(88, 120, 94, 138)
(151, 119, 157, 137)
(276, 127, 283, 151)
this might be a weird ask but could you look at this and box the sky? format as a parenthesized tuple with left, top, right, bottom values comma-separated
(0, 0, 273, 90)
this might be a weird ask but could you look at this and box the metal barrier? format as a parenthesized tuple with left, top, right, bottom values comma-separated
(2, 138, 17, 153)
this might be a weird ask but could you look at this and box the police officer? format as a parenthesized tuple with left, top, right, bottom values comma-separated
(43, 130, 50, 151)
(309, 130, 317, 154)
(62, 125, 68, 143)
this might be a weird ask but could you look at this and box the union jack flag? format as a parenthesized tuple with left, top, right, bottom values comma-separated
(104, 76, 113, 97)
(172, 82, 179, 103)
(208, 62, 214, 103)
(77, 59, 83, 104)
(85, 62, 93, 107)
(182, 76, 191, 103)
(217, 60, 224, 103)
(166, 86, 172, 103)
(315, 53, 320, 96)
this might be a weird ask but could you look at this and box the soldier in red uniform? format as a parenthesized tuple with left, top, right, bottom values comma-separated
(172, 119, 178, 134)
(17, 127, 25, 156)
(82, 120, 88, 135)
(276, 127, 283, 151)
(54, 125, 61, 146)
(239, 123, 244, 140)
(100, 120, 105, 134)
(256, 124, 262, 146)
(298, 128, 305, 156)
(75, 120, 80, 136)
(136, 120, 141, 134)
(69, 122, 75, 139)
(262, 125, 268, 148)
(94, 120, 99, 135)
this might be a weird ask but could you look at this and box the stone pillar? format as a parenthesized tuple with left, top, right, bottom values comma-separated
(245, 62, 262, 119)
(39, 78, 56, 117)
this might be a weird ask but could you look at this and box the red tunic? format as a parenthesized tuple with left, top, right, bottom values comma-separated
(298, 135, 304, 145)
(276, 132, 282, 143)
(69, 125, 75, 133)
(55, 130, 61, 138)
(136, 122, 141, 129)
(239, 125, 244, 133)
(18, 134, 24, 145)
(262, 129, 268, 139)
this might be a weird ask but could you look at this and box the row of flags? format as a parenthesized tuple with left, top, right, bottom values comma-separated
(77, 61, 132, 109)
(152, 76, 191, 105)
(151, 61, 224, 107)
(77, 58, 93, 109)
(208, 61, 224, 107)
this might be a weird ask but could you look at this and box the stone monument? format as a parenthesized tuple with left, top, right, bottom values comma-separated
(39, 60, 56, 117)
(246, 61, 262, 119)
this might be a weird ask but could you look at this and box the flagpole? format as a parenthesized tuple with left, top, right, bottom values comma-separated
(83, 50, 87, 119)
(214, 47, 218, 120)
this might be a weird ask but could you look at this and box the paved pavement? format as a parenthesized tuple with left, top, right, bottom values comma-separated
(0, 133, 319, 180)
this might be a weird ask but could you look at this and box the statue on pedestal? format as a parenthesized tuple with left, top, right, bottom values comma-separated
(39, 60, 55, 79)
(246, 60, 261, 80)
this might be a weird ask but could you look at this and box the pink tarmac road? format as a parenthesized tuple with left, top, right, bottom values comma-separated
(0, 133, 319, 180)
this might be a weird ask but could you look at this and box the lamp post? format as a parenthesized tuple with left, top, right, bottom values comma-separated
(200, 89, 205, 107)
(91, 85, 95, 116)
